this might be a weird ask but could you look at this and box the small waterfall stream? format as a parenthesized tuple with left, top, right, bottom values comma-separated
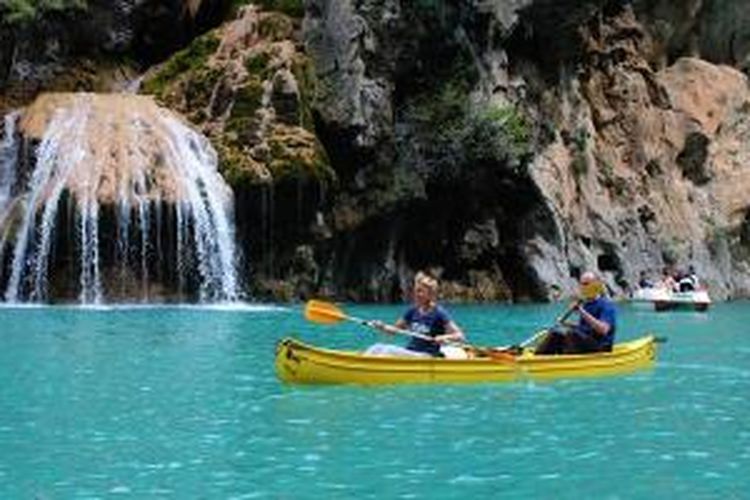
(0, 111, 20, 213)
(0, 93, 241, 303)
(0, 111, 21, 271)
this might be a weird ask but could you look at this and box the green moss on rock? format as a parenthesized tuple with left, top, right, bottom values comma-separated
(481, 106, 530, 151)
(216, 143, 270, 189)
(232, 81, 265, 117)
(291, 54, 316, 131)
(267, 126, 335, 183)
(245, 51, 273, 79)
(142, 31, 220, 98)
(2, 0, 87, 25)
(184, 67, 222, 115)
(258, 12, 294, 41)
(225, 80, 266, 139)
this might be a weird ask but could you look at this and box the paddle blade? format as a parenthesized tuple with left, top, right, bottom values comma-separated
(305, 300, 347, 325)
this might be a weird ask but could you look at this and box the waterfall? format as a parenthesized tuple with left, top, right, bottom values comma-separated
(158, 113, 240, 301)
(0, 111, 21, 270)
(4, 107, 84, 303)
(0, 111, 20, 212)
(0, 93, 241, 303)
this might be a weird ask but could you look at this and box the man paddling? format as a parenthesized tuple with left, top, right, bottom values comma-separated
(535, 271, 617, 355)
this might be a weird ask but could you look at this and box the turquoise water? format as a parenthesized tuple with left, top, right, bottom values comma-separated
(1, 302, 748, 498)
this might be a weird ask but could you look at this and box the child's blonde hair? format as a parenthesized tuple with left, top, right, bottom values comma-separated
(414, 271, 439, 294)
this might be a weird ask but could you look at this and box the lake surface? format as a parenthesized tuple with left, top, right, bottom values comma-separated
(1, 301, 748, 498)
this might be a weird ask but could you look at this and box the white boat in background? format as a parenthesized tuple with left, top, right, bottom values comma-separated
(631, 286, 711, 312)
(631, 287, 669, 303)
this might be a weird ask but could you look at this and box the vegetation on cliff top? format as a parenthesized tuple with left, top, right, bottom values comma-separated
(0, 0, 87, 24)
(230, 0, 303, 18)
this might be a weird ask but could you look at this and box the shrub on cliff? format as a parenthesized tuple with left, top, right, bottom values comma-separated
(464, 105, 531, 169)
(401, 88, 531, 179)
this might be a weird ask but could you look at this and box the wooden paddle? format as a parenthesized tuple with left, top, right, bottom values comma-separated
(303, 299, 515, 360)
(495, 300, 583, 353)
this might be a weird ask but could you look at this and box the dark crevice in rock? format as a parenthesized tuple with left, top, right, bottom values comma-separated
(739, 210, 750, 249)
(311, 110, 371, 186)
(677, 131, 711, 185)
(233, 177, 329, 299)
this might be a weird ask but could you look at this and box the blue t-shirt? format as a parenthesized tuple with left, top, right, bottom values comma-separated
(403, 305, 451, 356)
(576, 296, 617, 349)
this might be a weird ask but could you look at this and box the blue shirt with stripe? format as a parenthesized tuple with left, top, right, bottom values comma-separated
(403, 305, 451, 356)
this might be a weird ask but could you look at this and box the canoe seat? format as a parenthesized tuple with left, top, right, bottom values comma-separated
(440, 345, 470, 359)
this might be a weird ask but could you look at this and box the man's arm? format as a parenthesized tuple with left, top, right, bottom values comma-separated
(577, 305, 612, 337)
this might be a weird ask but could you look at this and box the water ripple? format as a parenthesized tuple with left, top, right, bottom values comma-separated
(3, 303, 750, 497)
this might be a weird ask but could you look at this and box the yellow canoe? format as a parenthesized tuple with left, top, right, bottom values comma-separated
(275, 335, 658, 385)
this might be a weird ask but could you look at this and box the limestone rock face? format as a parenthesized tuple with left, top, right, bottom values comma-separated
(303, 0, 395, 149)
(516, 4, 750, 299)
(296, 0, 750, 301)
(634, 0, 750, 72)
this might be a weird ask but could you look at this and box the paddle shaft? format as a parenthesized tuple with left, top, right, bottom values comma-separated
(304, 300, 442, 342)
(556, 299, 583, 324)
(345, 313, 434, 342)
(344, 309, 503, 356)
(353, 304, 576, 350)
(496, 301, 583, 351)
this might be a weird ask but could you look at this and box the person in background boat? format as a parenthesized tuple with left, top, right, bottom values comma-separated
(365, 271, 465, 357)
(638, 270, 654, 289)
(678, 265, 699, 292)
(660, 267, 678, 292)
(689, 265, 701, 290)
(535, 271, 616, 355)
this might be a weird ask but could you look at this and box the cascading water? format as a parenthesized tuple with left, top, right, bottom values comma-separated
(0, 111, 20, 212)
(0, 93, 241, 304)
(0, 111, 21, 271)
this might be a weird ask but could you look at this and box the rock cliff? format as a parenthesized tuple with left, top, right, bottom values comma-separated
(3, 0, 750, 302)
(296, 0, 750, 300)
